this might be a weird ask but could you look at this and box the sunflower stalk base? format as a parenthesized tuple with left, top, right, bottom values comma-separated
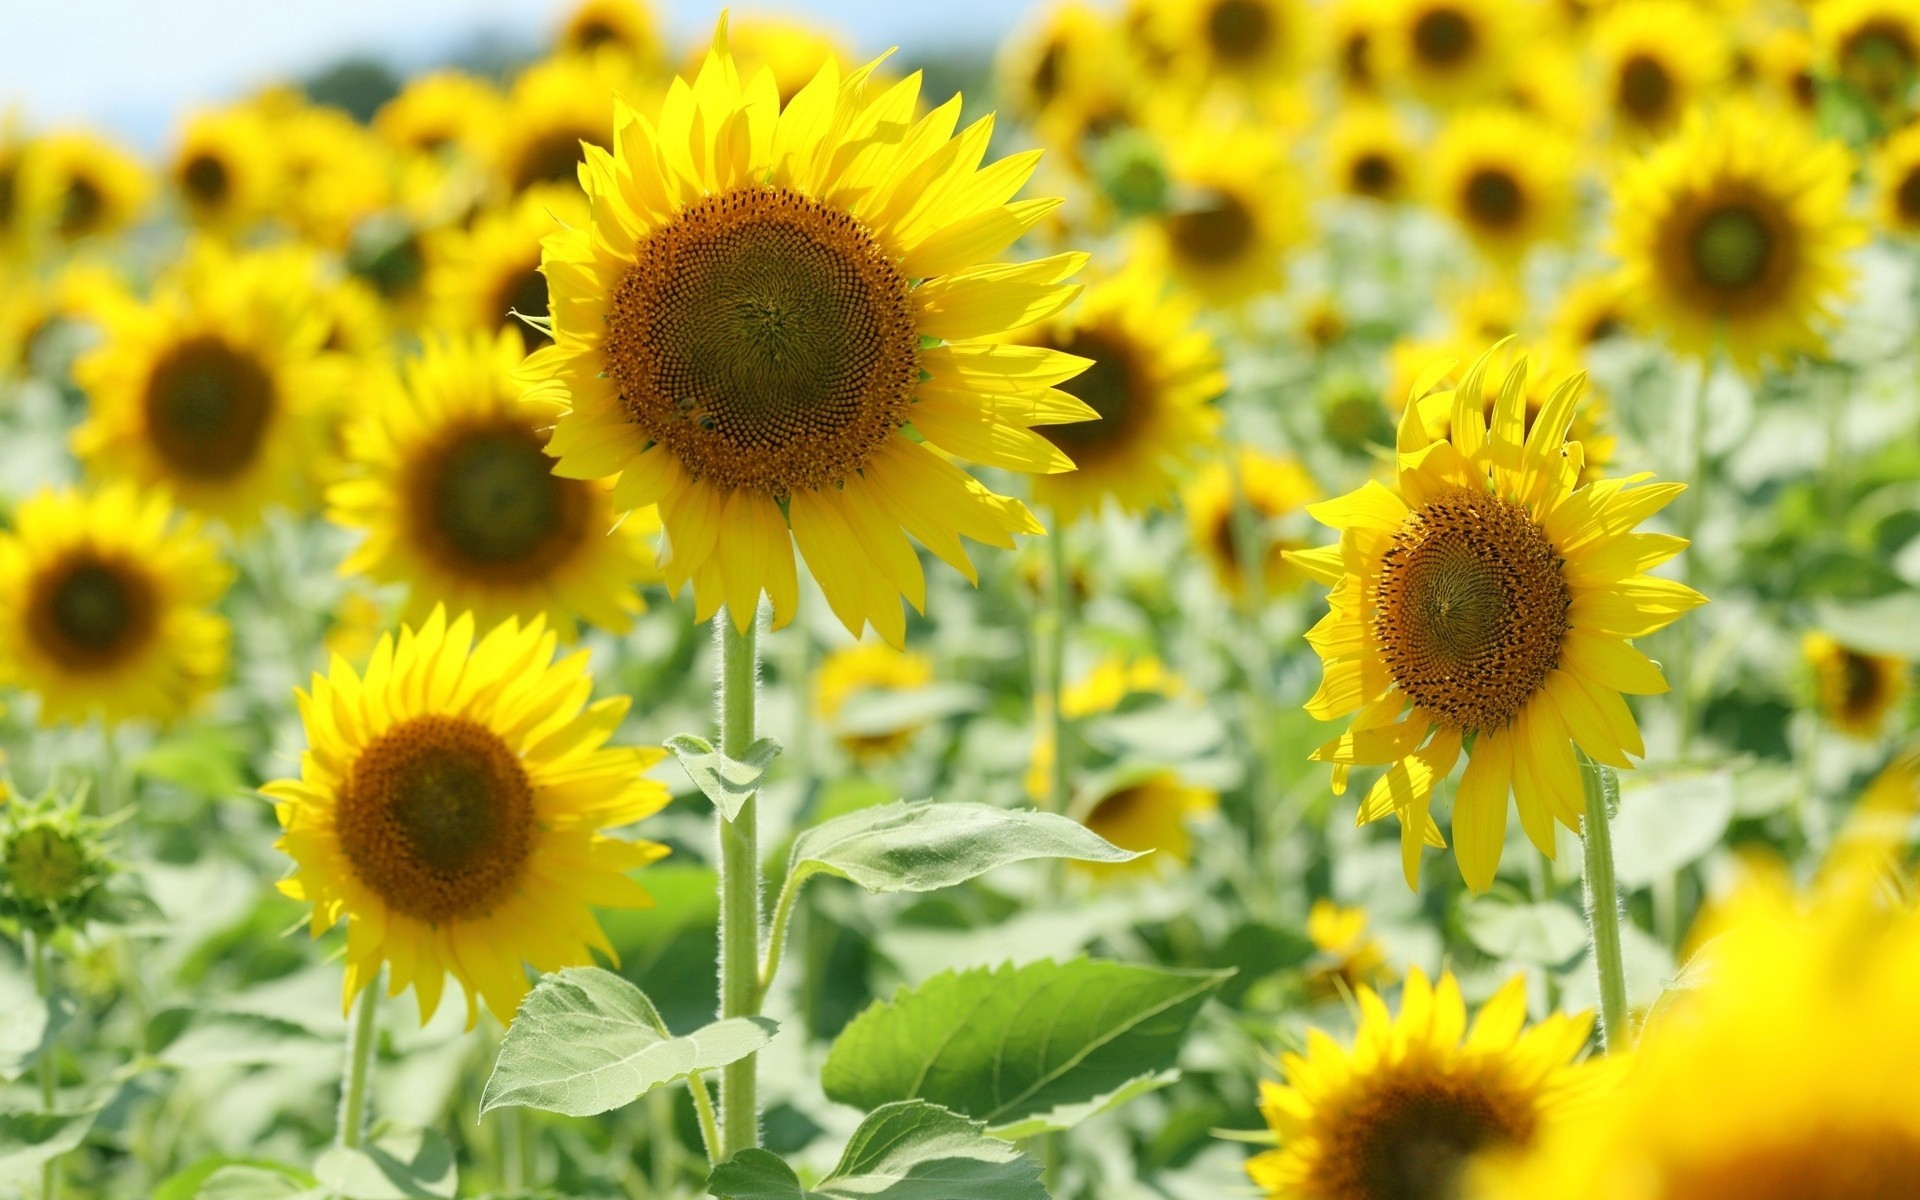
(715, 609, 763, 1160)
(1579, 754, 1632, 1052)
(337, 979, 379, 1150)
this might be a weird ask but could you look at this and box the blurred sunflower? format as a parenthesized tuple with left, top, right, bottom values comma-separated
(1611, 104, 1861, 370)
(1324, 105, 1414, 204)
(167, 108, 279, 233)
(1072, 770, 1217, 881)
(1184, 449, 1320, 601)
(1382, 0, 1516, 107)
(1429, 108, 1575, 264)
(262, 100, 392, 250)
(522, 25, 1086, 644)
(1248, 969, 1615, 1200)
(1549, 272, 1638, 357)
(72, 243, 339, 527)
(266, 607, 671, 1026)
(708, 17, 853, 107)
(1803, 632, 1907, 739)
(1593, 0, 1729, 141)
(1152, 0, 1311, 90)
(1290, 346, 1704, 891)
(1146, 124, 1304, 304)
(1026, 267, 1225, 522)
(427, 184, 587, 352)
(0, 123, 28, 257)
(374, 70, 504, 162)
(1029, 655, 1183, 798)
(1752, 26, 1818, 118)
(1874, 121, 1920, 234)
(20, 130, 150, 245)
(330, 329, 657, 639)
(0, 484, 231, 727)
(1303, 900, 1396, 1002)
(1815, 0, 1920, 120)
(1328, 0, 1390, 95)
(1005, 3, 1114, 124)
(814, 641, 936, 760)
(494, 55, 622, 196)
(557, 0, 661, 65)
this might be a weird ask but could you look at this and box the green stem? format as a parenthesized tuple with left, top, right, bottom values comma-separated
(759, 871, 804, 997)
(1579, 754, 1632, 1052)
(689, 1072, 722, 1168)
(715, 609, 762, 1160)
(500, 1103, 531, 1193)
(30, 931, 59, 1200)
(337, 979, 379, 1150)
(1224, 452, 1288, 914)
(646, 1086, 682, 1197)
(1044, 514, 1072, 813)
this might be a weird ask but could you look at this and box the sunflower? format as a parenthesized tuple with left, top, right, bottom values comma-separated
(1072, 769, 1217, 880)
(0, 484, 231, 727)
(1874, 121, 1920, 234)
(1323, 105, 1415, 204)
(0, 123, 28, 257)
(1382, 0, 1517, 107)
(1593, 1, 1730, 141)
(1429, 108, 1576, 264)
(1247, 968, 1615, 1200)
(266, 607, 670, 1025)
(1396, 339, 1619, 484)
(1611, 104, 1861, 370)
(260, 100, 392, 250)
(1803, 631, 1907, 739)
(813, 641, 936, 760)
(521, 25, 1086, 645)
(1028, 655, 1183, 798)
(330, 329, 657, 638)
(1752, 26, 1819, 118)
(374, 70, 505, 162)
(1303, 900, 1396, 1002)
(168, 107, 279, 233)
(1184, 449, 1321, 601)
(710, 17, 855, 108)
(1815, 0, 1920, 120)
(20, 131, 150, 245)
(1549, 272, 1639, 357)
(556, 0, 660, 65)
(1506, 46, 1589, 134)
(1145, 123, 1305, 304)
(428, 185, 588, 352)
(494, 55, 624, 196)
(1328, 0, 1391, 95)
(1024, 267, 1224, 522)
(72, 242, 339, 527)
(1289, 345, 1705, 891)
(1005, 3, 1118, 124)
(1152, 0, 1312, 90)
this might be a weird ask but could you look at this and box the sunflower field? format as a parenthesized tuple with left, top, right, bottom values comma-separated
(3, 0, 1920, 1195)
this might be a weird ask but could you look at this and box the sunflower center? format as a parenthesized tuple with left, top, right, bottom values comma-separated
(414, 422, 586, 579)
(59, 175, 104, 239)
(1690, 204, 1773, 292)
(573, 19, 620, 49)
(512, 126, 594, 192)
(1462, 168, 1524, 230)
(1032, 41, 1064, 105)
(1208, 0, 1275, 64)
(1375, 489, 1570, 733)
(605, 185, 919, 497)
(497, 260, 552, 346)
(1618, 53, 1674, 122)
(1169, 189, 1256, 268)
(1037, 329, 1142, 462)
(1840, 21, 1917, 102)
(1667, 1128, 1920, 1199)
(182, 152, 230, 207)
(143, 335, 276, 480)
(0, 163, 16, 230)
(336, 714, 537, 924)
(1324, 1071, 1537, 1200)
(28, 554, 155, 671)
(1840, 650, 1885, 715)
(1342, 31, 1375, 87)
(1898, 166, 1920, 223)
(1352, 152, 1399, 198)
(1412, 8, 1477, 68)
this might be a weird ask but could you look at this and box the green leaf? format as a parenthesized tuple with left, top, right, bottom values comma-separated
(1611, 769, 1736, 890)
(0, 1107, 98, 1184)
(312, 1121, 456, 1200)
(667, 734, 784, 821)
(787, 801, 1139, 895)
(706, 1101, 1046, 1200)
(822, 958, 1226, 1130)
(986, 1069, 1179, 1140)
(0, 958, 71, 1083)
(159, 1156, 315, 1200)
(154, 1010, 332, 1069)
(1461, 896, 1588, 965)
(193, 1164, 323, 1200)
(481, 966, 776, 1117)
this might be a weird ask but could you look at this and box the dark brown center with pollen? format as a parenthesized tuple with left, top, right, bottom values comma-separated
(27, 554, 156, 672)
(1208, 0, 1275, 64)
(1462, 168, 1524, 230)
(572, 19, 620, 50)
(1618, 53, 1675, 123)
(335, 714, 536, 924)
(1691, 204, 1772, 291)
(1841, 21, 1917, 104)
(1353, 153, 1399, 198)
(411, 421, 588, 581)
(1412, 8, 1477, 68)
(1319, 1072, 1538, 1200)
(496, 259, 552, 347)
(144, 334, 275, 480)
(604, 185, 919, 496)
(1036, 329, 1143, 463)
(1657, 188, 1797, 316)
(512, 125, 597, 192)
(1169, 189, 1257, 268)
(1343, 31, 1376, 87)
(1375, 489, 1570, 733)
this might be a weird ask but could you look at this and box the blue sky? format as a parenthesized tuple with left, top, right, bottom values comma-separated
(3, 1, 1033, 149)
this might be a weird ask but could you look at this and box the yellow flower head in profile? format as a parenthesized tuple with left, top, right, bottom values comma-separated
(1290, 346, 1705, 891)
(72, 242, 339, 528)
(1248, 968, 1615, 1200)
(374, 70, 506, 162)
(494, 55, 625, 196)
(20, 130, 151, 245)
(1429, 107, 1577, 264)
(1873, 121, 1920, 235)
(1025, 266, 1225, 523)
(557, 0, 661, 65)
(1324, 105, 1415, 204)
(1751, 27, 1819, 120)
(1304, 900, 1396, 1002)
(1072, 769, 1217, 881)
(1816, 0, 1920, 119)
(1184, 449, 1321, 601)
(1611, 104, 1862, 371)
(814, 640, 935, 760)
(1592, 1, 1729, 142)
(1549, 271, 1639, 360)
(168, 107, 280, 233)
(1145, 123, 1305, 304)
(522, 23, 1087, 645)
(0, 484, 231, 728)
(330, 329, 658, 639)
(1802, 631, 1907, 739)
(1004, 2, 1115, 124)
(266, 607, 670, 1026)
(427, 184, 587, 352)
(1381, 0, 1517, 107)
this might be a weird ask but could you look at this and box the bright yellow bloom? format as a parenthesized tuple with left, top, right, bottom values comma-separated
(257, 99, 392, 251)
(1874, 120, 1920, 235)
(266, 607, 670, 1026)
(556, 0, 661, 66)
(1395, 339, 1619, 484)
(1073, 769, 1217, 880)
(814, 641, 936, 760)
(374, 70, 506, 162)
(0, 485, 230, 727)
(493, 55, 627, 196)
(19, 131, 151, 245)
(1380, 0, 1519, 107)
(1143, 122, 1305, 304)
(1429, 107, 1577, 264)
(1592, 1, 1730, 142)
(1184, 449, 1321, 601)
(520, 24, 1086, 645)
(1249, 968, 1616, 1200)
(1803, 631, 1907, 739)
(1028, 655, 1184, 798)
(1290, 345, 1704, 891)
(1304, 900, 1397, 1002)
(427, 184, 587, 352)
(704, 17, 855, 107)
(1324, 104, 1415, 204)
(167, 107, 280, 233)
(1815, 0, 1920, 121)
(1549, 271, 1639, 359)
(1147, 0, 1313, 91)
(1327, 0, 1391, 96)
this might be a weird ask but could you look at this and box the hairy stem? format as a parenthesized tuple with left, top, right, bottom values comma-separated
(1579, 754, 1632, 1052)
(715, 609, 763, 1159)
(338, 980, 379, 1150)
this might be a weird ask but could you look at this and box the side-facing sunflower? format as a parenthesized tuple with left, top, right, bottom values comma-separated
(1025, 266, 1225, 522)
(0, 484, 231, 727)
(1874, 121, 1920, 235)
(374, 70, 505, 163)
(1289, 346, 1705, 891)
(522, 24, 1088, 645)
(267, 607, 670, 1025)
(1144, 122, 1306, 304)
(1549, 271, 1639, 358)
(1149, 0, 1312, 92)
(1803, 631, 1907, 739)
(814, 641, 936, 760)
(330, 329, 657, 638)
(1303, 900, 1396, 1002)
(494, 55, 625, 196)
(255, 98, 392, 251)
(1072, 768, 1218, 881)
(1184, 449, 1321, 601)
(73, 242, 339, 527)
(19, 131, 150, 245)
(1815, 0, 1920, 120)
(1381, 0, 1518, 107)
(168, 107, 280, 233)
(427, 184, 588, 352)
(1328, 0, 1391, 96)
(1429, 107, 1576, 265)
(1323, 104, 1415, 204)
(1611, 104, 1862, 370)
(1247, 968, 1615, 1200)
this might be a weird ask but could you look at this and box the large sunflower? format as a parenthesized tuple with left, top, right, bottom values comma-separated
(1611, 104, 1861, 370)
(521, 25, 1086, 644)
(1025, 267, 1225, 522)
(1247, 968, 1614, 1200)
(72, 243, 338, 527)
(1592, 0, 1729, 142)
(1803, 631, 1907, 739)
(330, 330, 657, 638)
(1289, 345, 1705, 891)
(1145, 123, 1305, 304)
(266, 607, 670, 1025)
(427, 184, 588, 352)
(20, 131, 150, 245)
(1429, 107, 1576, 264)
(0, 484, 231, 727)
(168, 107, 280, 234)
